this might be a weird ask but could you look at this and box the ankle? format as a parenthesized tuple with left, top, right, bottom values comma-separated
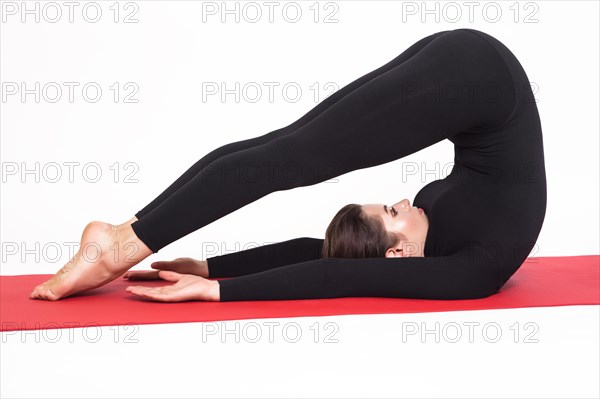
(117, 216, 138, 229)
(115, 224, 152, 263)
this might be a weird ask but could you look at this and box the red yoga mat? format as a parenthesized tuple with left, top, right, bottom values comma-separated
(1, 255, 598, 332)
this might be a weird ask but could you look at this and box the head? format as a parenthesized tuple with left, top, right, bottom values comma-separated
(322, 199, 429, 259)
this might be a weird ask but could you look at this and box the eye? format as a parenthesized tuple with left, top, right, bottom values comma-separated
(391, 206, 397, 216)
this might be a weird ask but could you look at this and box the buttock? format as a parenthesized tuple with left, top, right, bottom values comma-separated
(454, 28, 535, 126)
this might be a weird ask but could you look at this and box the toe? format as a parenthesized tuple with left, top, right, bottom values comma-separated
(46, 288, 60, 301)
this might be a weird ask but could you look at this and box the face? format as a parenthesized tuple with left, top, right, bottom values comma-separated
(361, 199, 429, 258)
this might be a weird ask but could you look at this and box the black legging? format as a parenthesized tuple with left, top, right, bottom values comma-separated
(131, 28, 547, 301)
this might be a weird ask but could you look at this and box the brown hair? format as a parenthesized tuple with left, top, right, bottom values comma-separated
(322, 203, 405, 258)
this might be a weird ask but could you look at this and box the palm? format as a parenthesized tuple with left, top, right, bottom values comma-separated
(125, 271, 218, 302)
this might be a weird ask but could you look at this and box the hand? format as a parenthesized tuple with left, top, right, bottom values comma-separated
(125, 271, 220, 302)
(122, 257, 208, 281)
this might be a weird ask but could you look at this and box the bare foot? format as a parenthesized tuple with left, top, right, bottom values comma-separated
(30, 220, 152, 300)
(116, 216, 138, 229)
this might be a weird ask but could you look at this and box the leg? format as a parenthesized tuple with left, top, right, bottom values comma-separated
(134, 30, 452, 219)
(131, 29, 515, 252)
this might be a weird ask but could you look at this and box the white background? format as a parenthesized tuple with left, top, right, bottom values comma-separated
(1, 1, 599, 398)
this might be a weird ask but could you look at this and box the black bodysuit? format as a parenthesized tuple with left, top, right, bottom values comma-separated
(131, 28, 547, 301)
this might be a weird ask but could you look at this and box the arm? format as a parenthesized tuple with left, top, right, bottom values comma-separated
(216, 246, 501, 301)
(206, 237, 324, 278)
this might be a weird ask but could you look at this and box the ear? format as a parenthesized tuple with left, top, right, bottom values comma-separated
(385, 246, 403, 258)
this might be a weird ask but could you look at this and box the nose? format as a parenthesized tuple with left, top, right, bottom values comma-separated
(394, 199, 411, 211)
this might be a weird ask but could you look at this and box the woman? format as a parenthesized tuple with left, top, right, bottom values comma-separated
(30, 28, 546, 302)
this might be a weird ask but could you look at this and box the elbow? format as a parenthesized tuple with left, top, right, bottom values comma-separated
(454, 273, 500, 300)
(436, 267, 499, 300)
(464, 285, 499, 300)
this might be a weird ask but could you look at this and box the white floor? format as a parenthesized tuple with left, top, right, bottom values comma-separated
(1, 305, 598, 398)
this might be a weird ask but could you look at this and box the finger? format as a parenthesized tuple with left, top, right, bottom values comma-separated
(123, 271, 148, 280)
(123, 270, 160, 281)
(126, 286, 171, 302)
(157, 270, 182, 282)
(151, 260, 184, 271)
(151, 261, 172, 269)
(126, 285, 165, 295)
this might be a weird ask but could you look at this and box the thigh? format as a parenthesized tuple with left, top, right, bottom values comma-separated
(198, 30, 455, 184)
(200, 29, 452, 154)
(277, 29, 451, 135)
(138, 30, 452, 214)
(271, 30, 516, 187)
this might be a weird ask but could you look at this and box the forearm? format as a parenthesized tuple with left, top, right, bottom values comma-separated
(206, 237, 324, 278)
